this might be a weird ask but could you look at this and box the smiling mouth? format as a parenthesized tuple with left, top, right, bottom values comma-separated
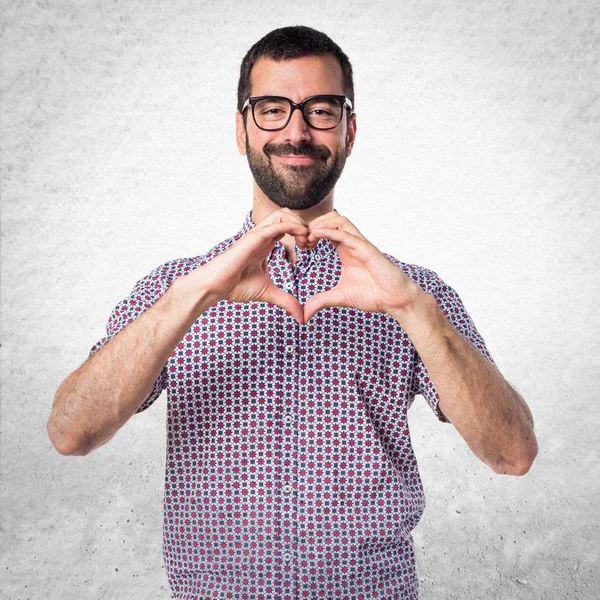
(274, 155, 318, 165)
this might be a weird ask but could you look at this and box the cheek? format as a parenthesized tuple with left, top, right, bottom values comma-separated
(329, 140, 347, 159)
(248, 130, 278, 154)
(327, 131, 346, 149)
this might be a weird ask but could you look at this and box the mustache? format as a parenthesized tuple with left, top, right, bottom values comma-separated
(264, 141, 331, 160)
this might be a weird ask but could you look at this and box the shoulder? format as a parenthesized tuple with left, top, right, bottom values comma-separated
(382, 251, 495, 362)
(143, 231, 243, 288)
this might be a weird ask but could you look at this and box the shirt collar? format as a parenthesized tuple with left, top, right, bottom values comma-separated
(237, 209, 336, 265)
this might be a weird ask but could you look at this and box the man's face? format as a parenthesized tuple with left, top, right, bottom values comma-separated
(236, 54, 357, 210)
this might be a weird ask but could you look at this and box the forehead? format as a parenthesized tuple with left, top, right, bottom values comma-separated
(249, 54, 344, 100)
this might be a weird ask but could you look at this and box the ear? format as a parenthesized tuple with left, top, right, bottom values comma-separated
(235, 111, 247, 155)
(345, 112, 357, 157)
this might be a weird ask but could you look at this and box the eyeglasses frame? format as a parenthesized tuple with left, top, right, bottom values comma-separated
(241, 94, 354, 131)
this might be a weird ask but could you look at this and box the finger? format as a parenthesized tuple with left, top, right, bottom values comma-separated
(278, 208, 313, 248)
(263, 207, 309, 228)
(262, 284, 306, 325)
(303, 212, 340, 248)
(308, 210, 340, 230)
(261, 209, 311, 248)
(279, 207, 310, 227)
(255, 221, 310, 246)
(309, 226, 363, 251)
(303, 289, 347, 323)
(308, 214, 365, 243)
(226, 222, 307, 266)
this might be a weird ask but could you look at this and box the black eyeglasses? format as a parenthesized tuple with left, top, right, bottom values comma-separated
(241, 95, 353, 131)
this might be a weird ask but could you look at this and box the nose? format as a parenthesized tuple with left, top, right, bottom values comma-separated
(282, 106, 312, 145)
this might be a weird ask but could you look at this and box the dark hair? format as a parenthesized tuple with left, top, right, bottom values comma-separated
(237, 26, 354, 119)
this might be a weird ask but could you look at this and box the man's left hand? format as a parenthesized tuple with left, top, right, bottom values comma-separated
(302, 211, 425, 323)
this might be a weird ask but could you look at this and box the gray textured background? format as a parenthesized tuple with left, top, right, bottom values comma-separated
(2, 0, 599, 598)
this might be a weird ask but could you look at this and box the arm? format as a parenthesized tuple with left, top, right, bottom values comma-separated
(48, 210, 312, 457)
(390, 290, 538, 476)
(300, 210, 537, 476)
(47, 278, 218, 457)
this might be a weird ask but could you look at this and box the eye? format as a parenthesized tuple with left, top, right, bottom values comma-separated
(309, 107, 334, 116)
(305, 98, 341, 118)
(261, 107, 285, 115)
(254, 98, 290, 121)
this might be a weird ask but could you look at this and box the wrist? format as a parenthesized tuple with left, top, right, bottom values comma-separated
(170, 274, 223, 320)
(388, 287, 441, 336)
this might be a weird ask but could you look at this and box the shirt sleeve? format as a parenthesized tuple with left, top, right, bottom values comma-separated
(410, 271, 498, 423)
(88, 263, 170, 414)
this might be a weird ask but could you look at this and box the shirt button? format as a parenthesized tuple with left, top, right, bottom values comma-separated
(283, 484, 292, 494)
(285, 344, 294, 354)
(284, 414, 293, 425)
(284, 282, 294, 292)
(283, 552, 292, 563)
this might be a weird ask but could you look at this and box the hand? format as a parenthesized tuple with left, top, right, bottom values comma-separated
(192, 208, 311, 324)
(302, 211, 424, 323)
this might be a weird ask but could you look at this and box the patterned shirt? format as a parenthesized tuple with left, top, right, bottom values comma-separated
(90, 209, 496, 600)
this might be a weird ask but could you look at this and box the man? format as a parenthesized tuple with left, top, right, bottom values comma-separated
(47, 25, 537, 600)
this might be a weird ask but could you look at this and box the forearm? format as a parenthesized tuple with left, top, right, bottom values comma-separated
(47, 276, 219, 456)
(391, 289, 538, 476)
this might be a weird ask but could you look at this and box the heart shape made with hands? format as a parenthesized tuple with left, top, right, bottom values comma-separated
(273, 210, 423, 324)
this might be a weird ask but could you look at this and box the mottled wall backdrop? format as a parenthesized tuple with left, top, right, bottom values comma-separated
(2, 0, 598, 598)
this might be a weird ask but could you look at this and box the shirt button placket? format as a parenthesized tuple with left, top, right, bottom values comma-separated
(280, 270, 299, 593)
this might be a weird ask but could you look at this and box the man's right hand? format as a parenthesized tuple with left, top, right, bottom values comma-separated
(182, 208, 314, 324)
(47, 208, 314, 455)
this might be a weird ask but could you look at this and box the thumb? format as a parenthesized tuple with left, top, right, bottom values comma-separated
(262, 283, 306, 325)
(303, 288, 344, 323)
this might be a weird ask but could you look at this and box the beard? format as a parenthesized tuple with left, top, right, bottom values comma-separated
(245, 136, 347, 210)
